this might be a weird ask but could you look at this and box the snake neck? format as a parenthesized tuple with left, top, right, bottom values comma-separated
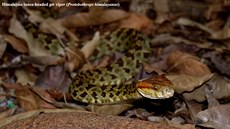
(70, 29, 152, 104)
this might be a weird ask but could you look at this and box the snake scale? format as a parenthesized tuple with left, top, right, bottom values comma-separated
(70, 28, 174, 104)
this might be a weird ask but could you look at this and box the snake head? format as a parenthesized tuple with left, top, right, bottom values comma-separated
(136, 75, 174, 99)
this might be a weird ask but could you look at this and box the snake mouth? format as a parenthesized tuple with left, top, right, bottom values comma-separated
(137, 88, 174, 99)
(136, 75, 175, 99)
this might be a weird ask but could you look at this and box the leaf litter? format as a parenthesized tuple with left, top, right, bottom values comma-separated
(0, 0, 229, 128)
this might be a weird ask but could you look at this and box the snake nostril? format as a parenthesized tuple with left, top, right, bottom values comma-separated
(70, 29, 174, 104)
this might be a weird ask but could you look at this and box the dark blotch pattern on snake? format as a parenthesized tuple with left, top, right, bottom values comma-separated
(69, 28, 174, 104)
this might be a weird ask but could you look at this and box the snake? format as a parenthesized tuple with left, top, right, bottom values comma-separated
(69, 28, 174, 104)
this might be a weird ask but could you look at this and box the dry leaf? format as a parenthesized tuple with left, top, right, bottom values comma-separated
(35, 65, 71, 93)
(0, 56, 25, 69)
(9, 15, 50, 57)
(205, 19, 225, 31)
(207, 75, 230, 100)
(195, 105, 230, 129)
(151, 34, 211, 49)
(39, 18, 66, 39)
(153, 0, 169, 13)
(167, 51, 211, 76)
(15, 86, 41, 111)
(15, 85, 56, 111)
(0, 81, 6, 101)
(119, 13, 154, 34)
(224, 0, 230, 6)
(15, 69, 37, 86)
(65, 45, 86, 72)
(24, 7, 70, 42)
(211, 16, 230, 39)
(174, 102, 190, 117)
(184, 100, 202, 122)
(182, 84, 206, 102)
(30, 87, 59, 108)
(21, 55, 60, 66)
(0, 35, 7, 58)
(166, 73, 214, 94)
(0, 109, 16, 121)
(204, 51, 230, 77)
(3, 35, 28, 53)
(182, 74, 230, 102)
(23, 6, 44, 24)
(59, 9, 129, 28)
(130, 0, 153, 15)
(176, 18, 214, 35)
(81, 31, 100, 59)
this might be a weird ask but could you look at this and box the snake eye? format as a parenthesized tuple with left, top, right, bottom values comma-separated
(136, 75, 174, 99)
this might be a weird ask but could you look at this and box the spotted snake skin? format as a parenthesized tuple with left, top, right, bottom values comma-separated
(69, 28, 174, 104)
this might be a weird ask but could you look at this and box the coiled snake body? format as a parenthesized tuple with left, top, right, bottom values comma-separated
(70, 29, 174, 104)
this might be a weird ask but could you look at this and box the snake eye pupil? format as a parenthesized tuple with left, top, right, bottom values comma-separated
(70, 29, 174, 104)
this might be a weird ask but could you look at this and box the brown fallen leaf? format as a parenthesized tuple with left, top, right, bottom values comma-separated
(8, 15, 61, 68)
(182, 74, 230, 102)
(167, 117, 196, 129)
(176, 18, 214, 35)
(204, 51, 230, 77)
(224, 0, 230, 6)
(174, 102, 190, 118)
(204, 2, 223, 20)
(149, 114, 196, 129)
(205, 19, 225, 32)
(167, 50, 211, 76)
(23, 7, 44, 24)
(207, 75, 230, 100)
(0, 108, 16, 121)
(9, 15, 50, 57)
(15, 86, 42, 111)
(119, 13, 154, 34)
(204, 83, 220, 108)
(195, 105, 230, 129)
(211, 16, 230, 39)
(35, 65, 71, 100)
(29, 87, 63, 109)
(65, 45, 86, 72)
(0, 36, 7, 58)
(129, 0, 154, 15)
(151, 34, 211, 49)
(184, 100, 202, 122)
(39, 18, 66, 39)
(15, 69, 37, 86)
(166, 73, 214, 94)
(81, 31, 100, 59)
(182, 84, 206, 102)
(21, 55, 60, 67)
(23, 6, 67, 39)
(3, 35, 28, 53)
(59, 9, 129, 28)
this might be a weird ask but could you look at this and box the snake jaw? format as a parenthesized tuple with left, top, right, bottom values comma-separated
(136, 75, 174, 99)
(70, 29, 175, 104)
(137, 87, 174, 99)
